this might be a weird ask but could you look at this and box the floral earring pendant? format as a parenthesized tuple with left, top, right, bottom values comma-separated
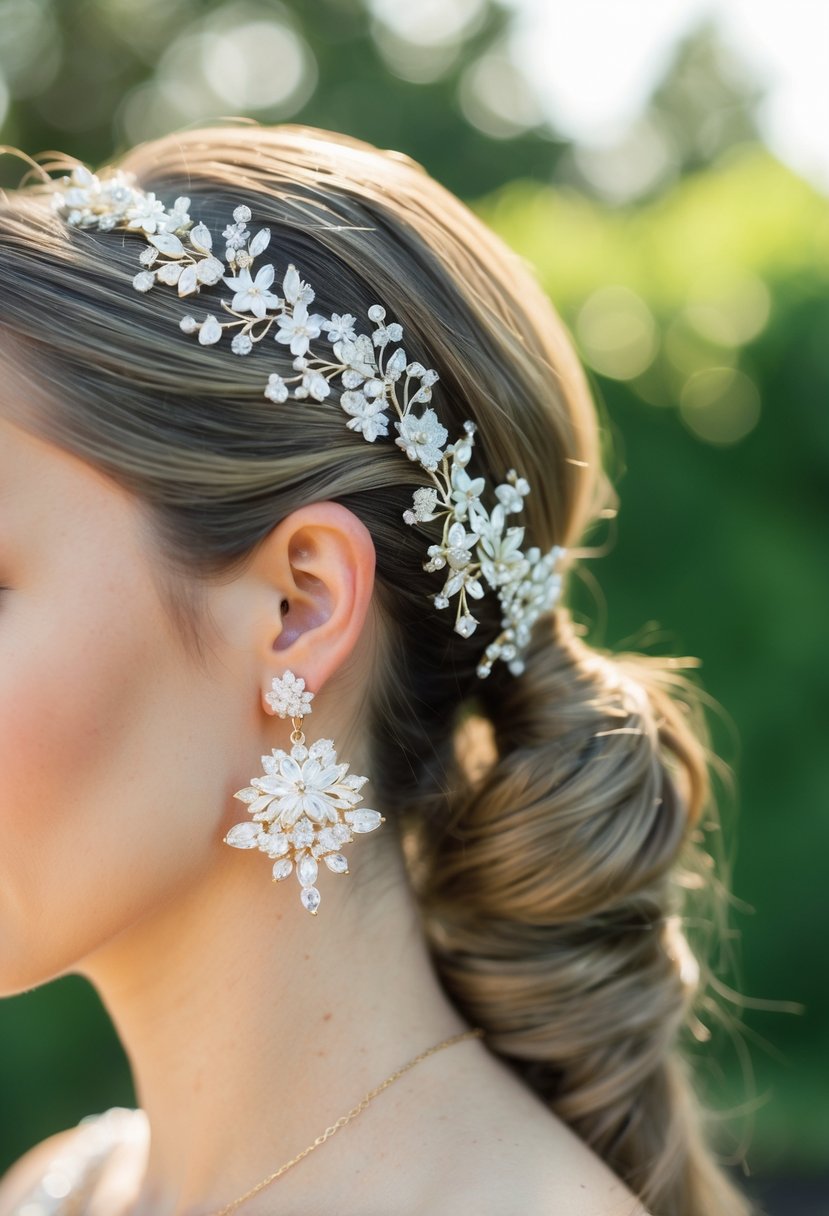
(224, 670, 384, 915)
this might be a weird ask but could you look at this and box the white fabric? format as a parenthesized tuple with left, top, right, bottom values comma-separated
(9, 1107, 147, 1216)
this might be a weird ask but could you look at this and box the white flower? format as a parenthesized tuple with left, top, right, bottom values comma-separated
(265, 669, 314, 717)
(223, 220, 248, 251)
(324, 312, 358, 343)
(223, 264, 281, 319)
(124, 192, 168, 234)
(402, 486, 440, 525)
(232, 332, 253, 356)
(247, 744, 354, 828)
(394, 408, 448, 471)
(440, 566, 485, 601)
(424, 521, 478, 573)
(159, 195, 192, 232)
(264, 373, 289, 403)
(478, 525, 528, 589)
(334, 333, 378, 381)
(495, 470, 530, 514)
(450, 465, 486, 522)
(444, 520, 479, 569)
(226, 734, 384, 915)
(340, 391, 390, 441)
(295, 371, 331, 401)
(371, 320, 403, 348)
(275, 300, 328, 358)
(282, 263, 316, 308)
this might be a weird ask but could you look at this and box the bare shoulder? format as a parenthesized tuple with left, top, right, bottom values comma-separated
(495, 1107, 654, 1216)
(419, 1046, 654, 1216)
(0, 1126, 86, 1216)
(436, 1110, 653, 1216)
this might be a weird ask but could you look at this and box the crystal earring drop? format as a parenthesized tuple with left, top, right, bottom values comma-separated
(224, 669, 385, 915)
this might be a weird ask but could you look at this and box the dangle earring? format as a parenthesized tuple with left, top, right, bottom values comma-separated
(223, 669, 384, 916)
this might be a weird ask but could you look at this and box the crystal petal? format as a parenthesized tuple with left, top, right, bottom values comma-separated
(301, 758, 322, 784)
(324, 853, 349, 873)
(224, 821, 260, 849)
(290, 817, 315, 847)
(247, 792, 276, 816)
(278, 793, 304, 828)
(297, 854, 318, 886)
(344, 809, 383, 833)
(262, 832, 289, 857)
(279, 755, 303, 783)
(256, 775, 290, 796)
(304, 792, 334, 824)
(272, 858, 292, 881)
(317, 763, 348, 788)
(300, 886, 321, 914)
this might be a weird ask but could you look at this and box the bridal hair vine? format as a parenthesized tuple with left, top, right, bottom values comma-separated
(49, 163, 567, 679)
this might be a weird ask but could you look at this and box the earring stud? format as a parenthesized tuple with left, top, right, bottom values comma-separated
(224, 669, 384, 915)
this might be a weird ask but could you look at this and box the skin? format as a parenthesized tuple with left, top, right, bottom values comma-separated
(0, 413, 650, 1216)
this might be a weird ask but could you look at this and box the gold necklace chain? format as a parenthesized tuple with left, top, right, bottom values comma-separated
(202, 1026, 485, 1216)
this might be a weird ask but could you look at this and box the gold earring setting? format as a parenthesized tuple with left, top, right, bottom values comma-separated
(224, 670, 384, 915)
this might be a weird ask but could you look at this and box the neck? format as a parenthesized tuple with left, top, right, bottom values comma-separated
(74, 835, 474, 1216)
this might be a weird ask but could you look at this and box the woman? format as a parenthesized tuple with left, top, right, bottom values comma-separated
(0, 123, 755, 1215)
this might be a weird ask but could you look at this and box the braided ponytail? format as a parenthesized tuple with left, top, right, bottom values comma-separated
(406, 605, 755, 1216)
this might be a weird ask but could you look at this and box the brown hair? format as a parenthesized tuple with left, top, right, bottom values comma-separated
(0, 122, 757, 1215)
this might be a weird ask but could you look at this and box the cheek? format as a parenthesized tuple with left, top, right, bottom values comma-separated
(0, 576, 236, 993)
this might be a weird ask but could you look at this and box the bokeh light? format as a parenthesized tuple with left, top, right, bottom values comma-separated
(458, 40, 546, 138)
(684, 267, 771, 346)
(679, 364, 761, 443)
(0, 0, 62, 101)
(115, 4, 316, 147)
(369, 0, 486, 83)
(575, 284, 659, 380)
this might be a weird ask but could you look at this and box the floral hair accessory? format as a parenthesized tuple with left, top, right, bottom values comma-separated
(50, 164, 567, 678)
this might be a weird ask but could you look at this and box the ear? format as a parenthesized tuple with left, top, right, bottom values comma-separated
(246, 500, 376, 708)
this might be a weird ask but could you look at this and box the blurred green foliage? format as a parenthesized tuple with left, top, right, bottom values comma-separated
(477, 147, 829, 1171)
(0, 0, 567, 198)
(0, 0, 826, 1196)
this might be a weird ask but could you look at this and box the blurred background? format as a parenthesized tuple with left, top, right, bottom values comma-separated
(0, 1, 826, 1212)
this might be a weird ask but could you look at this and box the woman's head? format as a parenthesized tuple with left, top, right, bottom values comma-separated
(0, 121, 601, 963)
(0, 123, 753, 1215)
